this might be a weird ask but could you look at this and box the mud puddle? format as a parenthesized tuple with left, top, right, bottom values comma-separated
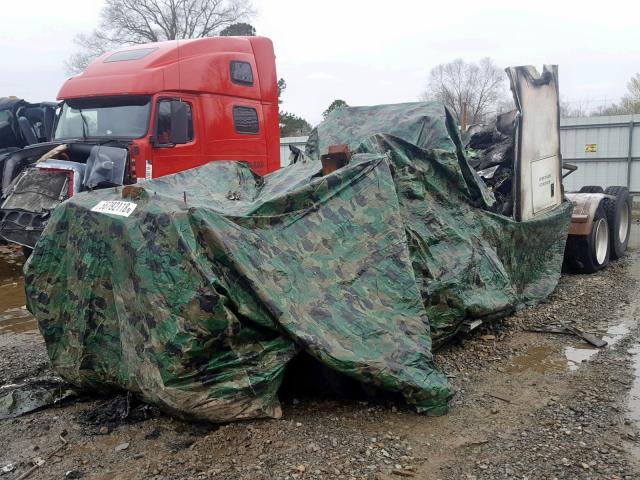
(506, 345, 565, 373)
(0, 246, 36, 336)
(507, 321, 636, 375)
(565, 322, 631, 370)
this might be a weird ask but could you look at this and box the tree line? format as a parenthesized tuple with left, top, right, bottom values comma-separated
(66, 0, 640, 137)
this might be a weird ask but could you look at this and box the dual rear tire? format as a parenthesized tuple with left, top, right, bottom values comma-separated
(566, 186, 632, 273)
(602, 186, 632, 260)
(566, 204, 610, 273)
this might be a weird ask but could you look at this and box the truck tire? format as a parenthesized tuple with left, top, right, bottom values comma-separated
(566, 204, 610, 273)
(603, 186, 632, 259)
(579, 185, 604, 193)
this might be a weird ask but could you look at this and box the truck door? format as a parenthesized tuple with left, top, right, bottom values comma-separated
(148, 95, 202, 179)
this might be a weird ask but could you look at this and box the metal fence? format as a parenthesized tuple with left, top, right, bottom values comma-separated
(561, 115, 639, 193)
(279, 115, 640, 193)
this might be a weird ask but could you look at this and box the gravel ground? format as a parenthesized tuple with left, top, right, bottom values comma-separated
(0, 244, 639, 480)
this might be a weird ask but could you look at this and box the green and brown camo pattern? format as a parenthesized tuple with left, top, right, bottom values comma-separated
(24, 102, 571, 422)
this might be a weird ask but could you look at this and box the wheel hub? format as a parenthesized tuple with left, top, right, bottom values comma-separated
(595, 218, 609, 265)
(618, 204, 629, 244)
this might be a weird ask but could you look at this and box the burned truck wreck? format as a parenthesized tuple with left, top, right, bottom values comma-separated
(0, 98, 61, 248)
(464, 109, 517, 217)
(0, 92, 170, 250)
(0, 36, 285, 251)
(24, 65, 587, 423)
(0, 97, 57, 155)
(0, 141, 131, 249)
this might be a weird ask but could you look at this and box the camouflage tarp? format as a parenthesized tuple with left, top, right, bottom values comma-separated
(25, 102, 572, 422)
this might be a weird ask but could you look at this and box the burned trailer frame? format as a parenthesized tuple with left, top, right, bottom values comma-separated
(463, 66, 563, 221)
(470, 66, 632, 275)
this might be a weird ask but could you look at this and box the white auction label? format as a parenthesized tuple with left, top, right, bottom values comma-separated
(91, 200, 137, 217)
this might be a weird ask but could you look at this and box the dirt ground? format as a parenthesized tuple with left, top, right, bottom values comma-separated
(1, 224, 640, 480)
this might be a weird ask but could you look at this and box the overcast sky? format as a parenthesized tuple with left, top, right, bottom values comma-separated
(2, 0, 639, 125)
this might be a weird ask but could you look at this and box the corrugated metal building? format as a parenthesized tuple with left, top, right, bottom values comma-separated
(279, 115, 640, 193)
(279, 136, 308, 167)
(561, 115, 639, 193)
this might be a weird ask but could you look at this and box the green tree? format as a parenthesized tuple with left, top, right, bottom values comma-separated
(279, 112, 312, 137)
(322, 99, 348, 119)
(277, 78, 311, 136)
(220, 22, 255, 36)
(277, 78, 287, 105)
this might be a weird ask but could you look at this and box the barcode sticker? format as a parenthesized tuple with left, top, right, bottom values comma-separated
(91, 200, 137, 217)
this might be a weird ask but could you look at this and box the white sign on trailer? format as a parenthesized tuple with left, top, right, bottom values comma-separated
(531, 155, 559, 213)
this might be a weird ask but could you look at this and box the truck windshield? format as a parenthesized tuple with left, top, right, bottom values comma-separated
(54, 96, 151, 140)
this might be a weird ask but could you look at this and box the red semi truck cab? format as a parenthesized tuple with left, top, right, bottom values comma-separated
(56, 36, 280, 178)
(0, 36, 281, 250)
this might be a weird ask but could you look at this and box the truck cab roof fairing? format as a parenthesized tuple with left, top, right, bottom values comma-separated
(57, 37, 278, 105)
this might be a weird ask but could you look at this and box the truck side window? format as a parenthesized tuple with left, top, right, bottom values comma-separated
(156, 99, 193, 144)
(230, 61, 253, 86)
(233, 106, 259, 134)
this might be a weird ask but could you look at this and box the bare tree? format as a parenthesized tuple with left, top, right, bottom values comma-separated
(66, 0, 255, 74)
(422, 58, 508, 127)
(596, 73, 640, 116)
(560, 97, 589, 118)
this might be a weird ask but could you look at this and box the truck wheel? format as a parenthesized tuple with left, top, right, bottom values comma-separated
(579, 185, 604, 193)
(566, 204, 610, 273)
(603, 186, 632, 259)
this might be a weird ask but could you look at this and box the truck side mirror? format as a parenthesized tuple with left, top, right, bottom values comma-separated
(169, 101, 189, 145)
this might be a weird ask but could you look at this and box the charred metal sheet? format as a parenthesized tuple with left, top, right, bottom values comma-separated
(0, 209, 49, 248)
(0, 376, 77, 419)
(464, 110, 516, 216)
(2, 169, 68, 212)
(36, 160, 86, 196)
(0, 168, 69, 247)
(506, 65, 562, 221)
